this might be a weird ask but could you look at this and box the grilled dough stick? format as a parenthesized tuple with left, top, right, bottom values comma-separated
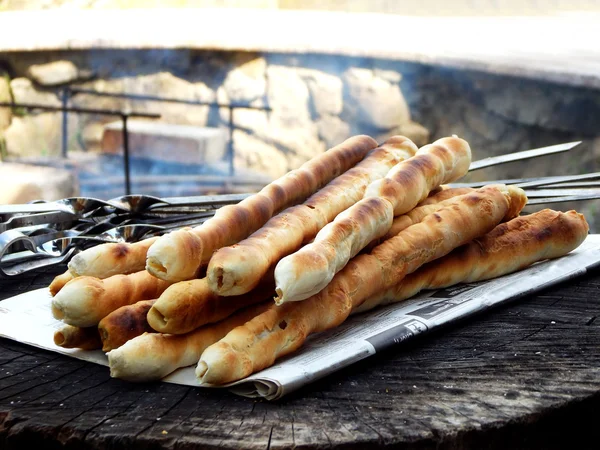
(98, 299, 156, 352)
(207, 136, 418, 297)
(53, 325, 102, 350)
(273, 136, 473, 304)
(196, 186, 512, 384)
(146, 135, 378, 282)
(365, 136, 472, 215)
(68, 237, 158, 279)
(108, 302, 271, 382)
(49, 270, 75, 296)
(274, 184, 526, 304)
(147, 274, 276, 335)
(51, 270, 174, 327)
(354, 209, 589, 314)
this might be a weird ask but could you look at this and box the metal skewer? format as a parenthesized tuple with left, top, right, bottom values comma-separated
(467, 141, 581, 171)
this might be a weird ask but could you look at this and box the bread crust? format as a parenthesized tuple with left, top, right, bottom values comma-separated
(146, 135, 379, 282)
(108, 302, 271, 382)
(197, 186, 512, 384)
(68, 237, 158, 279)
(98, 299, 156, 352)
(274, 184, 526, 304)
(147, 275, 276, 335)
(49, 270, 75, 296)
(51, 270, 173, 327)
(365, 136, 472, 215)
(53, 324, 102, 350)
(354, 209, 589, 313)
(206, 136, 417, 296)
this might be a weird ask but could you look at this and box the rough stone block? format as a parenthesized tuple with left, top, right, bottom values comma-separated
(26, 60, 83, 87)
(0, 162, 79, 203)
(10, 78, 61, 107)
(101, 120, 227, 165)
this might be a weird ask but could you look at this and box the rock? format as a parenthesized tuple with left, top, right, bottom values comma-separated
(81, 122, 106, 152)
(343, 67, 411, 130)
(26, 60, 82, 87)
(10, 78, 61, 108)
(232, 129, 287, 179)
(316, 115, 351, 149)
(120, 72, 214, 126)
(221, 54, 266, 104)
(264, 65, 325, 163)
(374, 69, 402, 84)
(266, 65, 312, 126)
(0, 71, 11, 131)
(3, 112, 79, 158)
(297, 68, 343, 117)
(101, 120, 227, 165)
(375, 121, 430, 148)
(0, 162, 79, 203)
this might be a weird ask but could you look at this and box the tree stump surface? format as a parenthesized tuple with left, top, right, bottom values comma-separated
(1, 265, 599, 450)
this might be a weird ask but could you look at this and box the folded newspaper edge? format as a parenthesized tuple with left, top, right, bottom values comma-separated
(1, 235, 600, 401)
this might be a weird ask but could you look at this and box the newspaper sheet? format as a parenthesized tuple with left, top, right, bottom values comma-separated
(2, 235, 600, 400)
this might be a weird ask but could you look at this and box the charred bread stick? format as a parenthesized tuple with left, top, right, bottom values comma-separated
(196, 186, 513, 384)
(53, 324, 102, 350)
(51, 270, 174, 327)
(98, 299, 156, 352)
(108, 302, 271, 382)
(206, 136, 418, 296)
(354, 209, 589, 313)
(145, 135, 378, 282)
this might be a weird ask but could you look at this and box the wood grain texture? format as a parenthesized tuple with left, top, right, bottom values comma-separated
(1, 265, 600, 449)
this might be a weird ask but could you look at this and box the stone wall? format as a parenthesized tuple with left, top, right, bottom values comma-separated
(1, 49, 600, 228)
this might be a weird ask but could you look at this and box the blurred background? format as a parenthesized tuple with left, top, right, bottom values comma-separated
(0, 0, 599, 228)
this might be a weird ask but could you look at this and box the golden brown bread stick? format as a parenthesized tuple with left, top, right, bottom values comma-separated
(108, 302, 272, 382)
(53, 325, 102, 350)
(51, 270, 174, 327)
(273, 136, 474, 303)
(207, 136, 418, 296)
(147, 273, 276, 334)
(197, 186, 513, 384)
(353, 209, 589, 314)
(68, 237, 159, 279)
(365, 136, 472, 215)
(274, 184, 526, 304)
(49, 270, 75, 296)
(146, 135, 378, 282)
(98, 299, 156, 352)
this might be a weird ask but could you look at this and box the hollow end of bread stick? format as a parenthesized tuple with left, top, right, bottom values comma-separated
(274, 287, 284, 305)
(195, 361, 208, 380)
(146, 306, 169, 332)
(146, 258, 168, 277)
(53, 331, 66, 346)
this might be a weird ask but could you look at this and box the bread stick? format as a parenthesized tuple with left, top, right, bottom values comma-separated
(98, 299, 156, 352)
(197, 186, 512, 384)
(207, 136, 418, 296)
(49, 270, 74, 296)
(68, 237, 158, 279)
(146, 135, 378, 282)
(51, 270, 174, 327)
(365, 136, 472, 215)
(53, 325, 102, 350)
(274, 184, 526, 304)
(108, 302, 271, 382)
(147, 275, 276, 335)
(353, 209, 589, 314)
